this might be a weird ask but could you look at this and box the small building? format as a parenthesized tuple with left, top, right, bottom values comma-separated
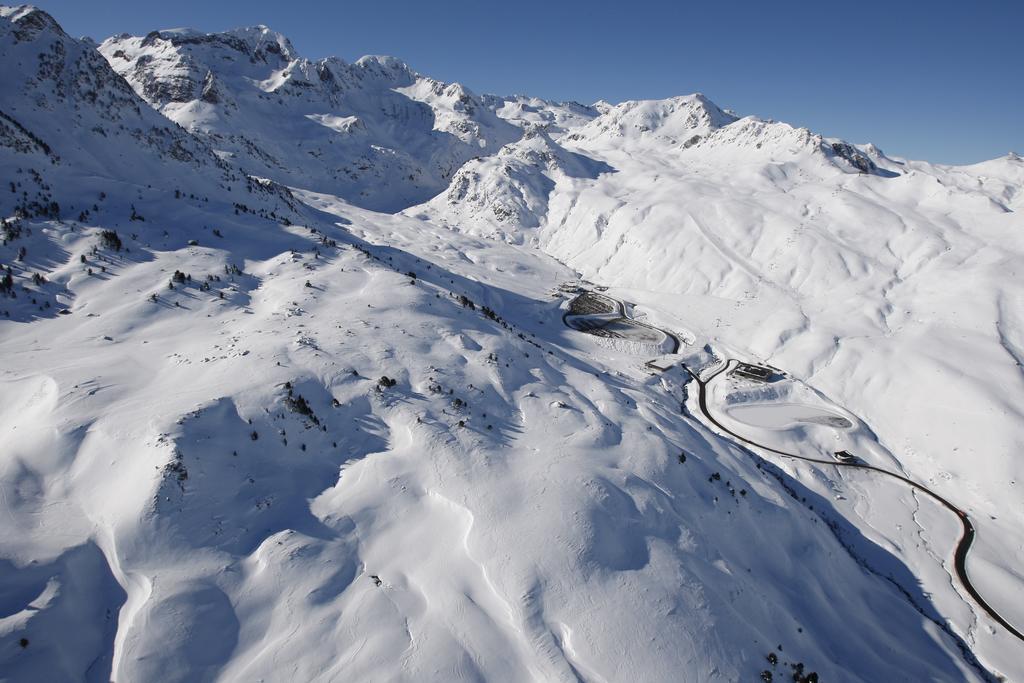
(732, 362, 772, 382)
(645, 357, 677, 373)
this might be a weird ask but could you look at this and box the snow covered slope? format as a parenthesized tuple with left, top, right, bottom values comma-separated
(415, 73, 1024, 679)
(2, 5, 1023, 682)
(429, 126, 612, 243)
(418, 80, 1024, 633)
(564, 94, 738, 150)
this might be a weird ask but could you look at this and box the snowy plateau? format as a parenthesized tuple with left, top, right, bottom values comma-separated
(1, 5, 1023, 682)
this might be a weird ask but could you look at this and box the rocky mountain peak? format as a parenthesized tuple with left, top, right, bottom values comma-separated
(0, 4, 65, 42)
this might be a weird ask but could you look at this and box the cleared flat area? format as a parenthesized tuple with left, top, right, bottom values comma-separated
(567, 291, 618, 315)
(725, 402, 853, 430)
(568, 317, 667, 344)
(564, 291, 672, 350)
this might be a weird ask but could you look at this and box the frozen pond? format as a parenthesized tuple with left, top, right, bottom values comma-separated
(726, 402, 853, 430)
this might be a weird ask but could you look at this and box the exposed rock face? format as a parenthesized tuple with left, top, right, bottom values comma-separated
(199, 70, 220, 103)
(99, 28, 532, 211)
(0, 6, 299, 222)
(830, 141, 877, 173)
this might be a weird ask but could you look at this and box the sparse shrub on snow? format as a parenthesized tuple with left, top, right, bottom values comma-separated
(98, 229, 122, 251)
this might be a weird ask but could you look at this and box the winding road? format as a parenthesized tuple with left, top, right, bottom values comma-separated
(563, 290, 1024, 645)
(562, 290, 680, 353)
(687, 359, 1024, 645)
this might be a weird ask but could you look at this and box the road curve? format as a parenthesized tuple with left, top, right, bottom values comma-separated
(561, 291, 681, 354)
(685, 359, 1024, 644)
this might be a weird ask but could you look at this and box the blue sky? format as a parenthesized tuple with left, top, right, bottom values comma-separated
(30, 0, 1023, 164)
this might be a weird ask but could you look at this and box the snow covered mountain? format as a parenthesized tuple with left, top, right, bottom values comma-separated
(2, 5, 1023, 682)
(98, 27, 529, 212)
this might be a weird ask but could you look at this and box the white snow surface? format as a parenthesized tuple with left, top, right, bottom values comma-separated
(1, 5, 1023, 682)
